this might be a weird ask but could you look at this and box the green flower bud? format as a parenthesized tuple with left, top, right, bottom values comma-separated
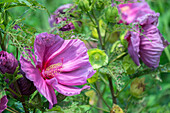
(88, 48, 108, 69)
(120, 30, 128, 48)
(130, 77, 145, 98)
(105, 6, 119, 22)
(96, 0, 104, 10)
(91, 19, 105, 39)
(78, 0, 91, 12)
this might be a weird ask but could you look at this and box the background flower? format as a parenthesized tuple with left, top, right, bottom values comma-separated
(0, 51, 18, 74)
(49, 4, 81, 31)
(119, 0, 169, 68)
(0, 96, 8, 113)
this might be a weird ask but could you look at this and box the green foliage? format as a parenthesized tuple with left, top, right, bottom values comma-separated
(123, 54, 139, 74)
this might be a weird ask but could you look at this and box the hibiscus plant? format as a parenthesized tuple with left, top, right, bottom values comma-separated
(0, 0, 170, 113)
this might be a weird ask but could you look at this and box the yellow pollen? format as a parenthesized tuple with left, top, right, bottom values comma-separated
(44, 63, 63, 78)
(121, 6, 130, 12)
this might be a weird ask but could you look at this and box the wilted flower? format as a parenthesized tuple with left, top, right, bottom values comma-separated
(119, 0, 169, 68)
(110, 104, 124, 113)
(130, 77, 145, 98)
(0, 96, 8, 113)
(0, 51, 18, 74)
(20, 32, 95, 109)
(49, 4, 81, 31)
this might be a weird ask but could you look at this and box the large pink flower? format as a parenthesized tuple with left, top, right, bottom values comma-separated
(20, 33, 95, 108)
(119, 0, 169, 68)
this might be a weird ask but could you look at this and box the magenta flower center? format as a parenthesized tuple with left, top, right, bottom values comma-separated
(42, 59, 63, 79)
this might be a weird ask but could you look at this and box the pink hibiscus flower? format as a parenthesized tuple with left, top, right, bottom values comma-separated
(118, 0, 169, 68)
(20, 32, 95, 109)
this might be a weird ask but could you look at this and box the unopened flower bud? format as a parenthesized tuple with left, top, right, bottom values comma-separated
(78, 0, 91, 12)
(130, 77, 145, 98)
(96, 0, 104, 10)
(105, 6, 119, 22)
(0, 51, 18, 74)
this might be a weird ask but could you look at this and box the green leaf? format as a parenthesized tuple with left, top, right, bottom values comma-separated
(122, 54, 139, 74)
(46, 106, 64, 113)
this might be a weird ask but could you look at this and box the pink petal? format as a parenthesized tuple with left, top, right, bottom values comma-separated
(125, 29, 140, 66)
(44, 39, 95, 85)
(119, 2, 157, 24)
(52, 83, 90, 96)
(34, 33, 64, 69)
(139, 25, 167, 68)
(20, 56, 57, 109)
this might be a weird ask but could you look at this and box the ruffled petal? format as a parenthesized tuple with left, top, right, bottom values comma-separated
(34, 33, 64, 69)
(125, 28, 140, 66)
(52, 83, 90, 96)
(44, 39, 95, 85)
(139, 25, 167, 68)
(119, 2, 156, 24)
(20, 56, 57, 109)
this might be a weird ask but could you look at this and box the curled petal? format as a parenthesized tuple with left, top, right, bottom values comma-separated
(20, 56, 57, 108)
(125, 28, 140, 66)
(139, 25, 168, 68)
(34, 33, 64, 68)
(45, 39, 95, 85)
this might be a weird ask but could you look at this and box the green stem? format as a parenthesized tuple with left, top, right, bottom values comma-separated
(7, 106, 20, 113)
(94, 83, 111, 110)
(104, 22, 109, 45)
(91, 10, 104, 49)
(125, 95, 132, 113)
(6, 108, 15, 113)
(110, 52, 127, 64)
(86, 11, 96, 25)
(92, 105, 110, 112)
(16, 48, 18, 60)
(7, 88, 22, 98)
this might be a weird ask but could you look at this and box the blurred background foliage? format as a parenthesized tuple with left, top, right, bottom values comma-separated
(3, 0, 170, 113)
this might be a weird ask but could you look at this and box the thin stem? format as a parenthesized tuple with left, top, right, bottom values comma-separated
(91, 10, 104, 49)
(104, 22, 109, 44)
(107, 75, 117, 104)
(109, 52, 127, 64)
(125, 95, 132, 113)
(7, 106, 20, 113)
(6, 108, 15, 113)
(94, 83, 111, 110)
(86, 11, 96, 25)
(6, 88, 22, 98)
(87, 40, 93, 49)
(16, 48, 18, 60)
(92, 105, 110, 112)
